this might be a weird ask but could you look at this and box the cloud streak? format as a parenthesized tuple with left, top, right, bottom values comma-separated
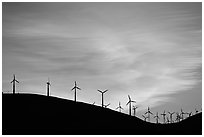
(3, 3, 201, 114)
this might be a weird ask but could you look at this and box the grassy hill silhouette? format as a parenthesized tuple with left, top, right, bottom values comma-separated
(2, 93, 202, 135)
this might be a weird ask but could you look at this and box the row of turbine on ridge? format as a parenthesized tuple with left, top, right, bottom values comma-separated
(47, 79, 109, 107)
(9, 75, 109, 108)
(9, 75, 139, 113)
(9, 74, 201, 122)
(142, 107, 200, 124)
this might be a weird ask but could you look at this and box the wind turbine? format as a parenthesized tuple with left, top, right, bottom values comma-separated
(145, 107, 153, 122)
(92, 102, 95, 105)
(46, 78, 51, 97)
(187, 112, 192, 117)
(71, 81, 81, 102)
(10, 74, 19, 94)
(154, 112, 160, 124)
(168, 111, 175, 123)
(97, 89, 108, 108)
(195, 108, 199, 114)
(142, 115, 148, 122)
(161, 110, 166, 124)
(166, 117, 170, 124)
(104, 103, 110, 108)
(180, 108, 186, 120)
(126, 95, 136, 116)
(176, 112, 181, 122)
(116, 102, 123, 112)
(132, 106, 138, 117)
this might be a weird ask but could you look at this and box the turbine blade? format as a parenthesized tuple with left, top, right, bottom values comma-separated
(126, 101, 130, 106)
(128, 95, 131, 100)
(103, 89, 108, 93)
(15, 80, 19, 83)
(97, 90, 103, 93)
(71, 87, 75, 90)
(77, 87, 81, 90)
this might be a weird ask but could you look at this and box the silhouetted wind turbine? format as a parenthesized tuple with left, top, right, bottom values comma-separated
(166, 117, 170, 124)
(11, 74, 19, 94)
(161, 110, 166, 124)
(46, 78, 51, 97)
(126, 95, 136, 116)
(145, 107, 153, 122)
(168, 111, 175, 123)
(71, 81, 81, 102)
(97, 89, 108, 108)
(180, 108, 186, 120)
(104, 103, 110, 108)
(176, 112, 181, 122)
(142, 115, 148, 122)
(195, 108, 199, 114)
(154, 112, 160, 124)
(132, 106, 138, 117)
(187, 112, 192, 117)
(116, 102, 123, 112)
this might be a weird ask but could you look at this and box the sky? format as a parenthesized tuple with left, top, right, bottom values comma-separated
(2, 2, 202, 122)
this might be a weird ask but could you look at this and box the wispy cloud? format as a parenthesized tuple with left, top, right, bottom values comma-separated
(3, 3, 201, 113)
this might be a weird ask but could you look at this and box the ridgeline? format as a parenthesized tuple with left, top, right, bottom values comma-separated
(2, 93, 202, 135)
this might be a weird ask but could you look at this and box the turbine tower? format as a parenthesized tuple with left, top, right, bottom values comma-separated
(166, 117, 170, 124)
(132, 106, 138, 117)
(97, 89, 108, 108)
(161, 110, 166, 124)
(126, 95, 136, 116)
(46, 78, 51, 97)
(154, 112, 160, 124)
(145, 107, 153, 122)
(71, 81, 81, 102)
(168, 111, 175, 123)
(10, 74, 19, 94)
(116, 102, 123, 112)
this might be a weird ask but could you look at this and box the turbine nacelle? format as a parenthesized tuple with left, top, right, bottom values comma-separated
(97, 89, 108, 94)
(145, 107, 153, 115)
(72, 81, 81, 91)
(11, 74, 19, 83)
(126, 95, 136, 105)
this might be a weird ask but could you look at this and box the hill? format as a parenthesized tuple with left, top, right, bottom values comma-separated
(2, 93, 202, 135)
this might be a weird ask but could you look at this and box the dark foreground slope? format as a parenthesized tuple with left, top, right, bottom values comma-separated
(2, 94, 202, 135)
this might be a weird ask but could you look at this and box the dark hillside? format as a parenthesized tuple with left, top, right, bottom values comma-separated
(2, 94, 202, 135)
